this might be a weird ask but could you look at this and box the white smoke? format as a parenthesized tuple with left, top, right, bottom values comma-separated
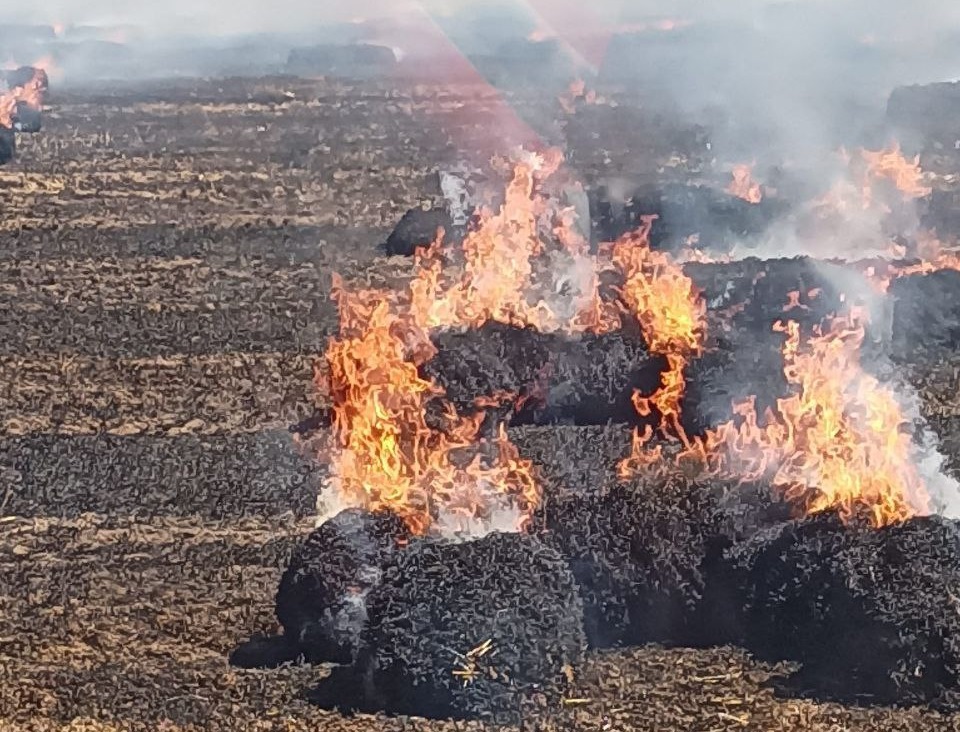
(432, 492, 527, 542)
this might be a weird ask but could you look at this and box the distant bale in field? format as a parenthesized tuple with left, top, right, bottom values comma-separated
(355, 532, 585, 722)
(727, 512, 960, 709)
(286, 43, 397, 78)
(0, 130, 14, 165)
(384, 207, 455, 256)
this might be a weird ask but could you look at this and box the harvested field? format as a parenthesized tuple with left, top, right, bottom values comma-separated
(5, 76, 960, 732)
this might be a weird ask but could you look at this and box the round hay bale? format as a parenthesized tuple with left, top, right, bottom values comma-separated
(540, 477, 723, 648)
(729, 512, 960, 708)
(541, 474, 787, 649)
(275, 508, 410, 664)
(356, 531, 585, 722)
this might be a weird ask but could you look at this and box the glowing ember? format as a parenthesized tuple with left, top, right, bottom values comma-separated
(685, 315, 929, 527)
(727, 164, 763, 204)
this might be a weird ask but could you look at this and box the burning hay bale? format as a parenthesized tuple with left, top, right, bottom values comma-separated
(230, 508, 410, 668)
(351, 532, 585, 721)
(423, 322, 663, 426)
(0, 65, 48, 165)
(384, 207, 459, 256)
(682, 257, 880, 434)
(890, 268, 960, 355)
(725, 512, 960, 708)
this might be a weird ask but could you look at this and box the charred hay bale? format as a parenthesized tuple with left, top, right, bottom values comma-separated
(272, 508, 410, 664)
(727, 512, 960, 708)
(539, 477, 724, 648)
(887, 82, 960, 147)
(890, 269, 960, 356)
(509, 424, 633, 503)
(424, 322, 662, 426)
(588, 181, 787, 251)
(384, 207, 457, 256)
(355, 532, 585, 721)
(921, 190, 960, 238)
(273, 508, 410, 663)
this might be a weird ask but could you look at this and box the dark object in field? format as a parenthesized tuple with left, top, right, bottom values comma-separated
(540, 477, 725, 649)
(384, 207, 456, 256)
(726, 512, 960, 709)
(286, 43, 397, 77)
(589, 181, 787, 251)
(887, 82, 960, 147)
(423, 322, 662, 427)
(889, 269, 960, 355)
(0, 65, 47, 166)
(0, 129, 14, 165)
(230, 508, 410, 668)
(922, 190, 960, 239)
(352, 532, 585, 721)
(3, 65, 48, 91)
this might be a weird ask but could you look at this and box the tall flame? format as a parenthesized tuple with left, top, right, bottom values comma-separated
(323, 151, 613, 535)
(683, 314, 929, 527)
(324, 275, 539, 535)
(612, 217, 706, 474)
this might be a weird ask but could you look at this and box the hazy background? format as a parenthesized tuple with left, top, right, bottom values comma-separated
(3, 1, 959, 166)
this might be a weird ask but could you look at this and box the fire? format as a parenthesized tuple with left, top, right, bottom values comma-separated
(0, 67, 47, 129)
(559, 78, 604, 114)
(726, 164, 763, 204)
(864, 233, 960, 292)
(860, 143, 931, 201)
(323, 149, 943, 534)
(323, 275, 539, 535)
(685, 315, 929, 527)
(410, 151, 618, 335)
(612, 217, 706, 474)
(322, 151, 713, 532)
(324, 151, 620, 534)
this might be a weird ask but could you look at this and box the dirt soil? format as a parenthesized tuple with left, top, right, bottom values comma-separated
(3, 77, 960, 732)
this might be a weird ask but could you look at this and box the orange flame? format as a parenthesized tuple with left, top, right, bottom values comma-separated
(860, 143, 931, 201)
(0, 67, 47, 129)
(727, 164, 763, 204)
(323, 275, 539, 535)
(612, 217, 706, 474)
(864, 232, 960, 292)
(410, 151, 618, 335)
(684, 315, 929, 527)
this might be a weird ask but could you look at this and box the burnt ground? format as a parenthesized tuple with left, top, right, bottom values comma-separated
(3, 76, 960, 731)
